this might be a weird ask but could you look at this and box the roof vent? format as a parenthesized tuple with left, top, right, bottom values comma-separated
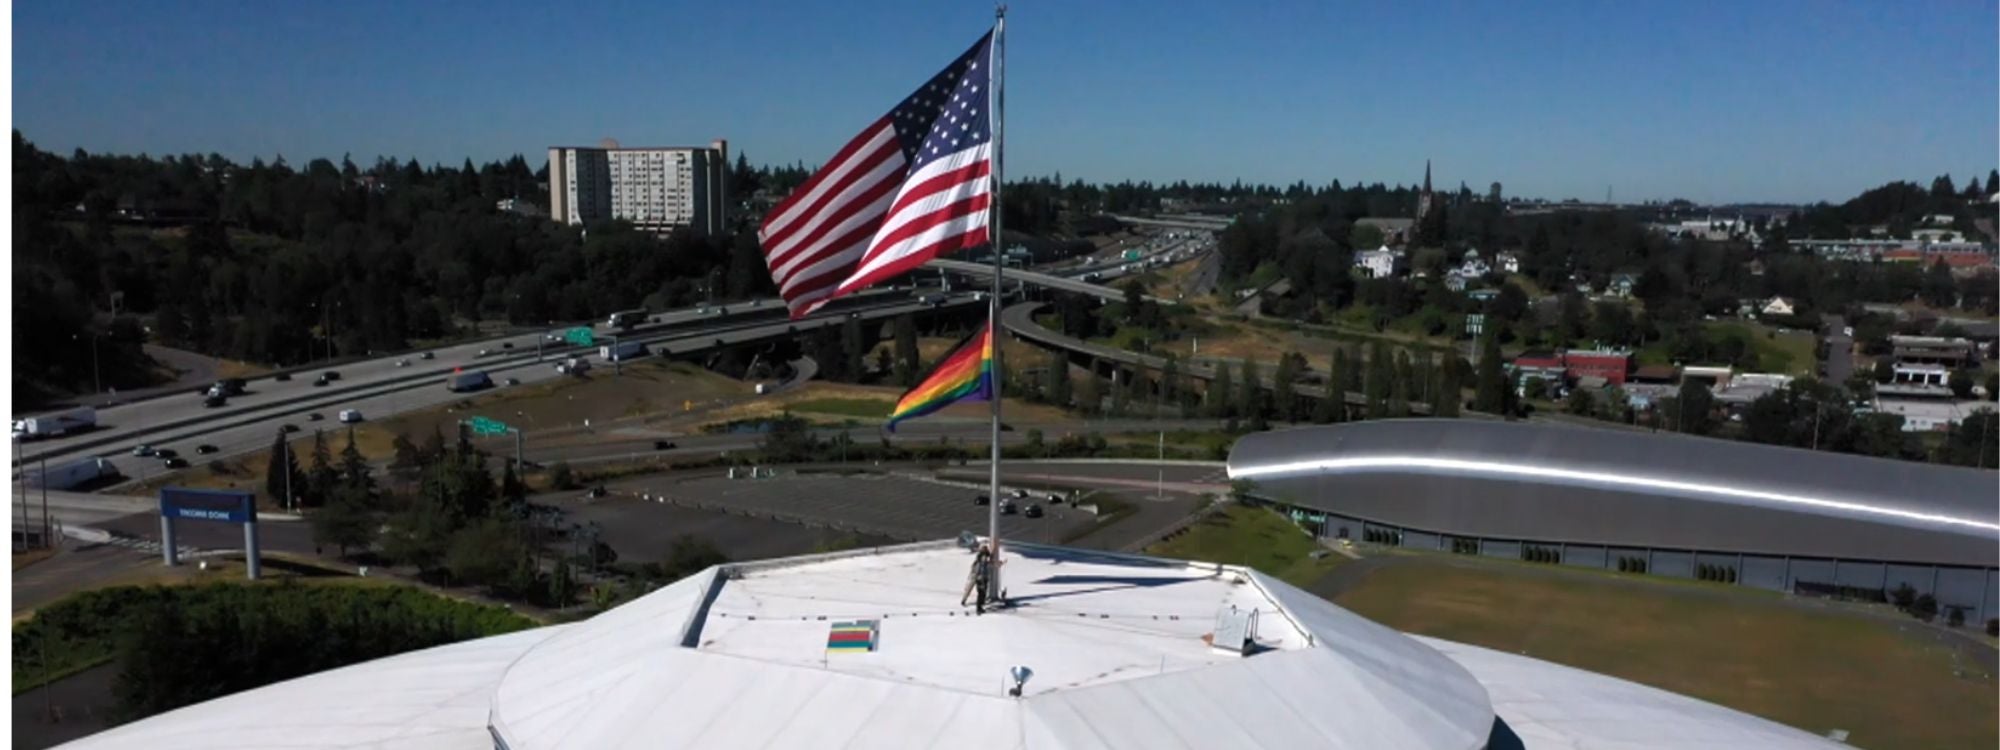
(1208, 605, 1259, 656)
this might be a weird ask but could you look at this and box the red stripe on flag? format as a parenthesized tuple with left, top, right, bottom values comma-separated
(838, 223, 990, 298)
(761, 118, 895, 237)
(762, 136, 902, 259)
(879, 160, 993, 226)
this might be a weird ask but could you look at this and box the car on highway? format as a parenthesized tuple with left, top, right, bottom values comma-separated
(313, 375, 332, 387)
(504, 377, 521, 386)
(274, 372, 292, 382)
(420, 351, 435, 360)
(1046, 492, 1066, 505)
(478, 348, 494, 357)
(131, 444, 155, 457)
(338, 409, 364, 424)
(1010, 489, 1030, 499)
(306, 412, 324, 422)
(203, 394, 227, 408)
(397, 358, 411, 367)
(154, 448, 179, 460)
(1000, 499, 1018, 515)
(162, 457, 190, 469)
(280, 424, 300, 433)
(1025, 504, 1044, 519)
(195, 444, 219, 455)
(654, 440, 679, 450)
(322, 371, 341, 381)
(973, 494, 990, 506)
(502, 342, 515, 349)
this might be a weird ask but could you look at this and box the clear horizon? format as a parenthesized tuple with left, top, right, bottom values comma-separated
(12, 0, 1998, 205)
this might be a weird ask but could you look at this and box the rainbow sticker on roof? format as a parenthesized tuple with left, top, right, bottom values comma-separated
(826, 620, 879, 653)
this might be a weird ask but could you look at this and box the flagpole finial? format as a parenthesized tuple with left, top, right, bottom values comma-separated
(996, 4, 1006, 19)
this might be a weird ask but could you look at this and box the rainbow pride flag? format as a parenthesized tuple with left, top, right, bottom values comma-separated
(885, 322, 994, 431)
(826, 620, 879, 653)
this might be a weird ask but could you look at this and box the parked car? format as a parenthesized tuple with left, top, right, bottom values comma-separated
(162, 457, 190, 469)
(195, 444, 219, 455)
(1046, 492, 1066, 505)
(1000, 499, 1018, 515)
(1025, 504, 1044, 519)
(338, 409, 364, 424)
(306, 412, 324, 421)
(973, 494, 990, 506)
(131, 444, 156, 457)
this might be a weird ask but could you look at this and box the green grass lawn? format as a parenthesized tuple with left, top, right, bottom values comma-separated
(785, 397, 893, 418)
(1145, 503, 1344, 587)
(1333, 558, 1996, 750)
(1636, 320, 1817, 375)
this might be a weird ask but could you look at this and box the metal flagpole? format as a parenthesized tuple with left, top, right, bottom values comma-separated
(985, 5, 1007, 606)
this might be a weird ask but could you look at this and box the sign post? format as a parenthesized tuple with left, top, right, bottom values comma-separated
(158, 488, 259, 579)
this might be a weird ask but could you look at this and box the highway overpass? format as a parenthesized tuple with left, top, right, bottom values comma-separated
(1107, 214, 1235, 231)
(21, 292, 983, 472)
(1000, 302, 1432, 416)
(928, 259, 1182, 305)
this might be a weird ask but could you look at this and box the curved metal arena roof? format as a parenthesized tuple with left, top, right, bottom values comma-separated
(1228, 420, 1999, 567)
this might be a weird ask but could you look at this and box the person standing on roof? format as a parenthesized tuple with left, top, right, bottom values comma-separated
(962, 541, 997, 613)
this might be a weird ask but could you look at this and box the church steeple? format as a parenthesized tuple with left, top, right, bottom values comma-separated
(1423, 160, 1432, 193)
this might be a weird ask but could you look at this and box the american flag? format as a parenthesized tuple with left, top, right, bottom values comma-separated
(760, 30, 995, 318)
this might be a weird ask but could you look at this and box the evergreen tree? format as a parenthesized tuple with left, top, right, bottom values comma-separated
(1238, 359, 1262, 423)
(388, 432, 421, 483)
(1365, 342, 1393, 419)
(311, 485, 377, 558)
(264, 429, 302, 508)
(1474, 333, 1507, 415)
(1314, 356, 1341, 424)
(499, 463, 528, 519)
(1271, 353, 1299, 423)
(1987, 169, 1999, 196)
(306, 429, 337, 507)
(1435, 356, 1463, 417)
(421, 424, 447, 464)
(340, 428, 371, 491)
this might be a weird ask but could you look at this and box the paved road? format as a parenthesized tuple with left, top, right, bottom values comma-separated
(28, 292, 982, 480)
(16, 295, 814, 461)
(12, 544, 160, 615)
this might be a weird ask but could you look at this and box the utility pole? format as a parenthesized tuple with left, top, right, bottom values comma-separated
(40, 458, 50, 548)
(16, 441, 28, 550)
(1156, 430, 1164, 501)
(283, 437, 295, 512)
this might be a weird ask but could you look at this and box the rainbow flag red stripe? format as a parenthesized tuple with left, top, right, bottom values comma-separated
(885, 322, 994, 431)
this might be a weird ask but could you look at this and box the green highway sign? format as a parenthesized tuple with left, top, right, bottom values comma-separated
(565, 327, 595, 346)
(468, 416, 510, 436)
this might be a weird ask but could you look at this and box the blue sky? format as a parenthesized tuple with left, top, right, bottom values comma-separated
(13, 0, 1997, 203)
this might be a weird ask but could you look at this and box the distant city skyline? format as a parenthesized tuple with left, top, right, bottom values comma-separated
(12, 0, 1997, 205)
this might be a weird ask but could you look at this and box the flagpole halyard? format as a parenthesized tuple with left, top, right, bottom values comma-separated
(985, 5, 1007, 607)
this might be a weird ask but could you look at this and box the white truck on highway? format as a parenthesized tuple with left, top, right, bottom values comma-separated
(599, 341, 649, 362)
(22, 456, 118, 490)
(13, 407, 96, 440)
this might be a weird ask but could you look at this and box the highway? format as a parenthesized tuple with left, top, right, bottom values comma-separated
(14, 295, 836, 463)
(24, 292, 984, 475)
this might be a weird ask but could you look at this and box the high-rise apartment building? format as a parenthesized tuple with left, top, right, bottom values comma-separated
(548, 139, 727, 236)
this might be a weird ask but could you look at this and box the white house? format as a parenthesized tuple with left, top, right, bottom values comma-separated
(1355, 246, 1399, 279)
(1496, 252, 1520, 274)
(1761, 296, 1795, 317)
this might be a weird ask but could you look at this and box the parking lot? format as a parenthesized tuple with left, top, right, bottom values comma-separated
(609, 473, 1097, 544)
